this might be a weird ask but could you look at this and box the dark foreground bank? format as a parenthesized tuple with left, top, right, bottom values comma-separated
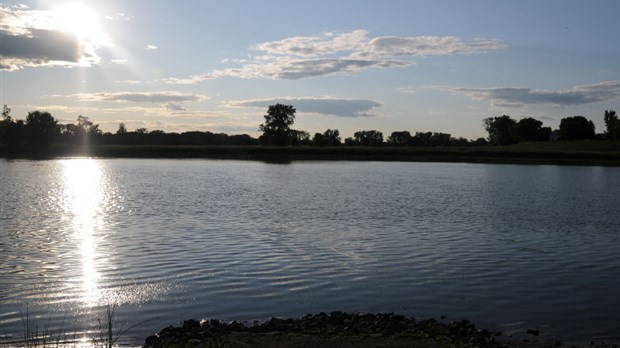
(143, 312, 569, 348)
(3, 141, 620, 166)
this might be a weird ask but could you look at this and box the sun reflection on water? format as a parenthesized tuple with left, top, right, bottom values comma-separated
(61, 159, 106, 307)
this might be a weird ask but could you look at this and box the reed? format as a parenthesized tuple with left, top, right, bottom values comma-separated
(2, 303, 150, 348)
(14, 304, 72, 347)
(90, 304, 151, 348)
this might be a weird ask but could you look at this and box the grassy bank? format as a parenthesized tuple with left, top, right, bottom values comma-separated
(2, 141, 620, 166)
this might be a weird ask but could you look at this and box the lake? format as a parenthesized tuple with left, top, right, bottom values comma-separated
(1, 158, 619, 346)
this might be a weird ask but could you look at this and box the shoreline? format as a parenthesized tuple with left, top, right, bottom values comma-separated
(141, 312, 573, 348)
(2, 142, 620, 166)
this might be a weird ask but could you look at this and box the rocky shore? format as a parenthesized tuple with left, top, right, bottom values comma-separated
(143, 312, 564, 348)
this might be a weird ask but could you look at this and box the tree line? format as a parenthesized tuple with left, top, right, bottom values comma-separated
(259, 104, 619, 146)
(258, 104, 486, 147)
(0, 103, 618, 154)
(0, 106, 257, 151)
(483, 111, 619, 145)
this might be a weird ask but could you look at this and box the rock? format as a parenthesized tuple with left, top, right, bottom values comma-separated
(182, 319, 200, 329)
(142, 311, 503, 348)
(144, 335, 158, 346)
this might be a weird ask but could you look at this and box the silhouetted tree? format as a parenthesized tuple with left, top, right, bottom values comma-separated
(78, 115, 101, 135)
(407, 132, 452, 146)
(344, 137, 356, 146)
(2, 105, 11, 120)
(516, 117, 546, 141)
(471, 137, 488, 146)
(24, 111, 60, 149)
(484, 115, 517, 145)
(313, 129, 341, 146)
(539, 127, 552, 141)
(559, 116, 595, 140)
(450, 137, 470, 146)
(290, 130, 311, 145)
(387, 131, 411, 146)
(259, 104, 296, 146)
(353, 130, 383, 146)
(430, 132, 451, 146)
(0, 105, 24, 149)
(228, 134, 258, 145)
(149, 130, 167, 145)
(116, 123, 127, 135)
(408, 132, 430, 146)
(604, 110, 619, 140)
(58, 115, 102, 145)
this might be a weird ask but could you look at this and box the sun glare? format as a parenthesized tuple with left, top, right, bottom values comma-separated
(61, 159, 105, 307)
(50, 3, 110, 46)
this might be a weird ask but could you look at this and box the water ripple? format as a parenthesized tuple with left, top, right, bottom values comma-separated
(1, 160, 619, 345)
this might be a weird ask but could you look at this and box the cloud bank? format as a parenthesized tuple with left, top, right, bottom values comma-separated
(435, 80, 620, 107)
(0, 5, 104, 70)
(166, 30, 506, 83)
(229, 97, 382, 117)
(68, 91, 208, 103)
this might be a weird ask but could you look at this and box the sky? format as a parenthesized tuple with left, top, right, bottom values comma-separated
(1, 0, 619, 139)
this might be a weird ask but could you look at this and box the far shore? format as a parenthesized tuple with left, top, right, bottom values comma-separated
(2, 141, 620, 166)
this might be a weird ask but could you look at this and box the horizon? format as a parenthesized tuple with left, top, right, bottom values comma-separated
(1, 0, 619, 139)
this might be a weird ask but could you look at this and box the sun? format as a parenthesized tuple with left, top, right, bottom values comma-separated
(50, 2, 110, 46)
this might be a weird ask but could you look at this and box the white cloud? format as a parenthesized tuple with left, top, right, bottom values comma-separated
(165, 30, 506, 83)
(397, 87, 418, 94)
(228, 97, 382, 117)
(255, 30, 369, 56)
(163, 75, 209, 85)
(433, 80, 620, 107)
(115, 80, 142, 84)
(256, 30, 505, 58)
(146, 45, 158, 50)
(357, 36, 506, 58)
(104, 13, 133, 22)
(66, 91, 208, 103)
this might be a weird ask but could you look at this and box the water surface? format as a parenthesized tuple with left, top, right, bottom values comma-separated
(1, 159, 619, 345)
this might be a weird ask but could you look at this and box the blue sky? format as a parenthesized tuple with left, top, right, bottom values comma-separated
(1, 0, 619, 139)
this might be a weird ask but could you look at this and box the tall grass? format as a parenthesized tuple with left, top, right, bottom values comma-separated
(2, 303, 151, 348)
(18, 304, 72, 348)
(90, 304, 150, 348)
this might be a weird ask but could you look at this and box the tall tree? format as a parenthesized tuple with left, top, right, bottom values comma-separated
(76, 115, 101, 136)
(483, 115, 517, 145)
(559, 116, 595, 140)
(0, 105, 24, 149)
(604, 110, 619, 140)
(516, 117, 545, 141)
(116, 123, 127, 135)
(2, 105, 11, 121)
(24, 111, 60, 149)
(259, 104, 296, 146)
